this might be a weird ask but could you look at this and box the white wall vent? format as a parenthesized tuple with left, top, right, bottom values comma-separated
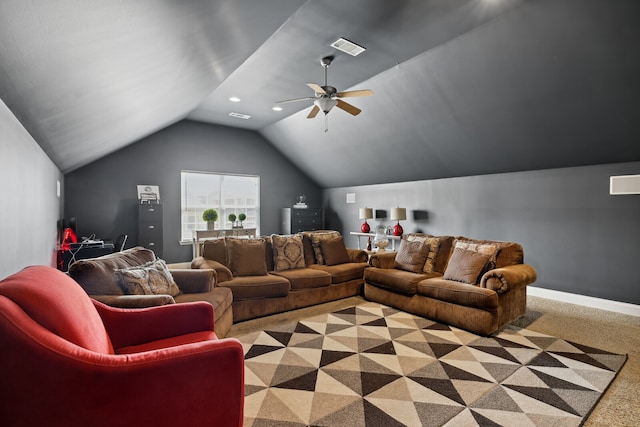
(229, 112, 251, 120)
(610, 174, 640, 195)
(330, 38, 366, 56)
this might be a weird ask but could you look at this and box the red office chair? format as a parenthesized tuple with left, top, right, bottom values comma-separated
(0, 266, 244, 427)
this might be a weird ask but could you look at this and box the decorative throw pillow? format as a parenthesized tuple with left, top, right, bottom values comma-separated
(405, 234, 441, 273)
(453, 240, 500, 276)
(309, 232, 341, 265)
(114, 259, 181, 296)
(226, 238, 268, 276)
(319, 235, 350, 266)
(394, 239, 431, 273)
(201, 238, 227, 263)
(443, 247, 492, 284)
(271, 234, 305, 271)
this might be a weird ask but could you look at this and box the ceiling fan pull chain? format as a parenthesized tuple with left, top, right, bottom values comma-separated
(325, 114, 329, 132)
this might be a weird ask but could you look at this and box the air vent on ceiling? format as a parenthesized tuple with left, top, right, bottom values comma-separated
(229, 112, 251, 120)
(330, 37, 366, 56)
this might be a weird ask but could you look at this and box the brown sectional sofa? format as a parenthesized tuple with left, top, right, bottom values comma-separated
(68, 247, 233, 337)
(364, 234, 537, 335)
(190, 231, 369, 322)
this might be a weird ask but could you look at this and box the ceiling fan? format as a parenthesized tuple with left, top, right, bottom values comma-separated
(276, 55, 373, 132)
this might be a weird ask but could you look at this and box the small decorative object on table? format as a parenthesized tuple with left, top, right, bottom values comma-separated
(293, 194, 308, 209)
(238, 213, 246, 228)
(202, 209, 218, 230)
(373, 224, 389, 252)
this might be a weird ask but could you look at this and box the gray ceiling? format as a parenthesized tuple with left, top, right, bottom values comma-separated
(1, 0, 639, 188)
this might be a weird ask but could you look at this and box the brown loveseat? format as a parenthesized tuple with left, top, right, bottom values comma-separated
(190, 231, 369, 322)
(68, 247, 233, 337)
(364, 234, 537, 336)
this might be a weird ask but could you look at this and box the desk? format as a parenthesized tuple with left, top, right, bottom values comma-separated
(58, 244, 115, 272)
(192, 228, 257, 258)
(349, 232, 402, 251)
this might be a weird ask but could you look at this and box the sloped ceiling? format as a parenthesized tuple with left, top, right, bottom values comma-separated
(1, 0, 639, 188)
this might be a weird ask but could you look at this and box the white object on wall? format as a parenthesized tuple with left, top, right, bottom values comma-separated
(610, 175, 640, 195)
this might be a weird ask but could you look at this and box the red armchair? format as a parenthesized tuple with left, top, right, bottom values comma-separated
(0, 266, 244, 427)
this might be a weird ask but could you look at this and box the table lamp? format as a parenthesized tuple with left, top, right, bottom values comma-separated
(359, 207, 373, 233)
(390, 207, 406, 236)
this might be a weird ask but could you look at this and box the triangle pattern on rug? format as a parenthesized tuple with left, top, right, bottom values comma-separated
(237, 302, 627, 426)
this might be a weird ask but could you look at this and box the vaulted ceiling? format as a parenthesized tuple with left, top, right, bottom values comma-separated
(1, 0, 639, 188)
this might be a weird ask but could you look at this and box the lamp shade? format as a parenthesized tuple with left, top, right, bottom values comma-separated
(390, 207, 406, 221)
(359, 207, 373, 219)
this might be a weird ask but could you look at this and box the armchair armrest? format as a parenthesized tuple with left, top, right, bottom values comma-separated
(91, 294, 175, 308)
(369, 251, 397, 269)
(93, 300, 215, 349)
(347, 248, 368, 263)
(479, 264, 537, 294)
(170, 268, 216, 293)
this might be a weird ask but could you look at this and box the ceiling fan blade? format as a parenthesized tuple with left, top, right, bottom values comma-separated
(307, 83, 326, 94)
(307, 105, 320, 119)
(337, 89, 374, 98)
(336, 99, 361, 116)
(276, 96, 315, 105)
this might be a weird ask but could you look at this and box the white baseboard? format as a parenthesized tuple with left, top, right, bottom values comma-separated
(528, 286, 640, 317)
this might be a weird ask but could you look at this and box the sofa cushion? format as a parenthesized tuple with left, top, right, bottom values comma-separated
(319, 236, 350, 266)
(271, 234, 305, 271)
(365, 267, 434, 295)
(417, 278, 499, 311)
(201, 238, 227, 264)
(226, 238, 268, 276)
(394, 239, 430, 273)
(310, 262, 369, 284)
(307, 231, 341, 265)
(455, 237, 524, 268)
(68, 247, 157, 295)
(404, 234, 440, 273)
(219, 275, 290, 300)
(442, 247, 492, 285)
(114, 259, 181, 296)
(271, 268, 332, 290)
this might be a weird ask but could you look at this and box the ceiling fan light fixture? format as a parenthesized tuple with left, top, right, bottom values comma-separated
(330, 37, 366, 56)
(314, 97, 337, 114)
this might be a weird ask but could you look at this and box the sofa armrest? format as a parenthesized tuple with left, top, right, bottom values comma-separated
(479, 264, 537, 294)
(347, 248, 368, 263)
(191, 257, 233, 283)
(91, 294, 176, 308)
(368, 252, 397, 269)
(170, 268, 216, 293)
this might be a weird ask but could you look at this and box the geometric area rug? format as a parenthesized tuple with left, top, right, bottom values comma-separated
(238, 302, 627, 427)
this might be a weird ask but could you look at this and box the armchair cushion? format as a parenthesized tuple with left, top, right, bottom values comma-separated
(114, 259, 181, 297)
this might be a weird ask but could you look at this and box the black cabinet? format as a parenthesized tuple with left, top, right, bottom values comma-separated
(281, 208, 323, 234)
(138, 203, 163, 257)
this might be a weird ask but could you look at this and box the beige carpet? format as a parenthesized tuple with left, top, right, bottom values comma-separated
(230, 296, 634, 426)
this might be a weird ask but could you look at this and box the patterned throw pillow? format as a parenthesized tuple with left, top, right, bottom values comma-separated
(453, 240, 500, 276)
(272, 234, 305, 271)
(442, 247, 492, 284)
(226, 238, 268, 276)
(114, 259, 181, 296)
(394, 239, 430, 273)
(405, 234, 441, 273)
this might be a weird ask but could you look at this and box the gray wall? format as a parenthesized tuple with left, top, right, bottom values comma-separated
(323, 162, 640, 305)
(64, 120, 322, 263)
(0, 98, 63, 280)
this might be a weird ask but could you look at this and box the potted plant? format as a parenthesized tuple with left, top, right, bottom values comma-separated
(202, 209, 218, 230)
(228, 213, 237, 228)
(238, 213, 246, 228)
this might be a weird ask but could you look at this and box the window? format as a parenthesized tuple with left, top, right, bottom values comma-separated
(180, 171, 260, 242)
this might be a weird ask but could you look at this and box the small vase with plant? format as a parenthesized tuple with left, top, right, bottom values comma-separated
(202, 209, 218, 230)
(228, 213, 238, 228)
(238, 213, 246, 228)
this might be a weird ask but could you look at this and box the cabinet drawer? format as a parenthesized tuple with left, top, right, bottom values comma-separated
(139, 204, 162, 221)
(292, 209, 321, 218)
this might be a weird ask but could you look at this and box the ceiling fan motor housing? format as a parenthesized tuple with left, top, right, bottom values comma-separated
(314, 97, 338, 114)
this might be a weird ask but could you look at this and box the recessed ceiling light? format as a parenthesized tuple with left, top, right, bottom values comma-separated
(330, 37, 366, 56)
(229, 97, 241, 102)
(272, 106, 283, 111)
(229, 112, 251, 120)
